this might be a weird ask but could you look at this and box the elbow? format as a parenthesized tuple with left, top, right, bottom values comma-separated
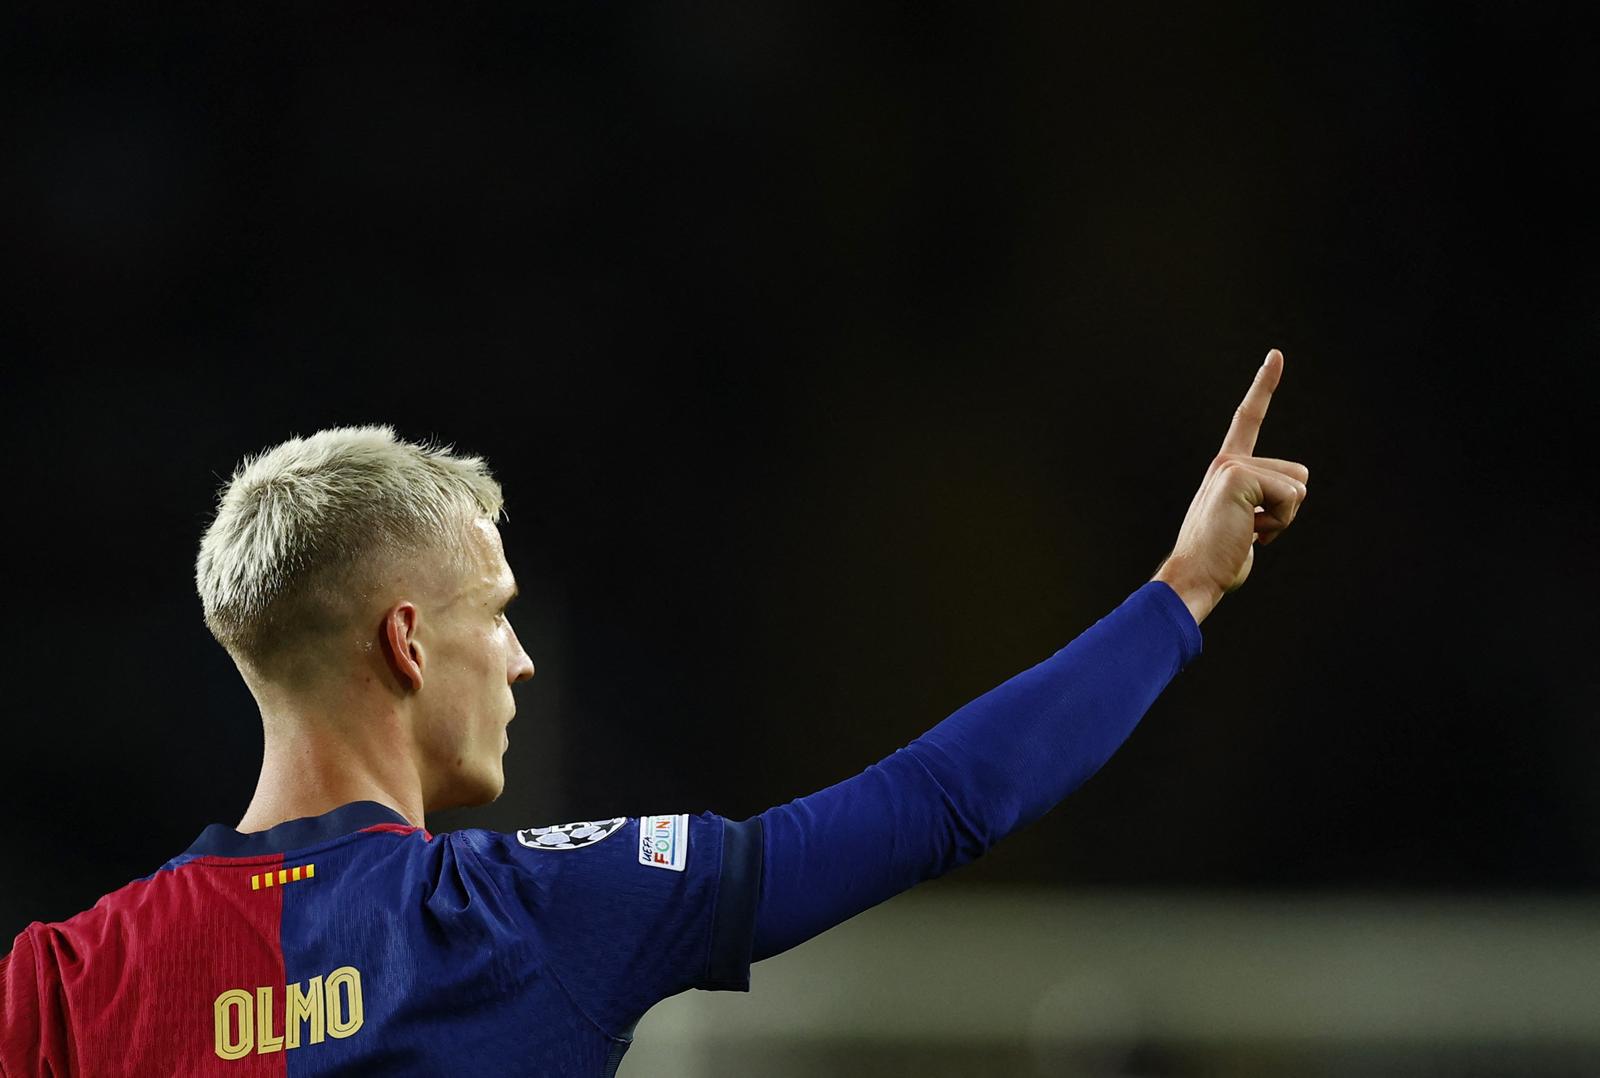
(901, 749, 1022, 875)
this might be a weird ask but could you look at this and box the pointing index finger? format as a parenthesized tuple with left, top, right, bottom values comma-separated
(1220, 349, 1283, 457)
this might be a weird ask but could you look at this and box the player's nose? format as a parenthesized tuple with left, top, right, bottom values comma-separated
(507, 626, 535, 683)
(509, 651, 534, 684)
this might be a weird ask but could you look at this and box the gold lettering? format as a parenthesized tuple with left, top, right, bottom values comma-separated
(325, 966, 364, 1039)
(213, 965, 362, 1058)
(255, 986, 285, 1054)
(285, 975, 325, 1049)
(213, 988, 253, 1060)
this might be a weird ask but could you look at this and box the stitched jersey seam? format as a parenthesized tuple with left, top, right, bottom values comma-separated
(693, 817, 726, 987)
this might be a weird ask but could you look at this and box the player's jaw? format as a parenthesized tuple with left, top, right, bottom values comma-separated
(464, 706, 516, 805)
(409, 698, 509, 813)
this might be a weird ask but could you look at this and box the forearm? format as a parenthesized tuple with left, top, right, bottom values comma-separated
(750, 581, 1203, 961)
(901, 580, 1201, 854)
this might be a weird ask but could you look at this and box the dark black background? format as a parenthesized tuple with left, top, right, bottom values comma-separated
(4, 4, 1597, 942)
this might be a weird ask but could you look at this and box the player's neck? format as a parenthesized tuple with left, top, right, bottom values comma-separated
(237, 711, 428, 834)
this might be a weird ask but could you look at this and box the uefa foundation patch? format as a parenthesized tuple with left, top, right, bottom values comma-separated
(516, 818, 628, 851)
(638, 815, 688, 872)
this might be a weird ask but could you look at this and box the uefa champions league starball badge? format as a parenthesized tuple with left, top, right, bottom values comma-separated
(515, 817, 628, 851)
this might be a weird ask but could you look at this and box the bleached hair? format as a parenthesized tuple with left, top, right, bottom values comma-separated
(196, 424, 503, 668)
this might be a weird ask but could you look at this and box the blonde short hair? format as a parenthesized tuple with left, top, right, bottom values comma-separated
(196, 425, 503, 667)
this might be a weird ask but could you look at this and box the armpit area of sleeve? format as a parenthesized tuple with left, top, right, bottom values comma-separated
(697, 816, 763, 991)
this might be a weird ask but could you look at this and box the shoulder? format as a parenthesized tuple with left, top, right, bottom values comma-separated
(1, 858, 197, 1070)
(453, 813, 720, 885)
(10, 855, 197, 956)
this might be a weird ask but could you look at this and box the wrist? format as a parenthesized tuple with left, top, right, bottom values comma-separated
(1151, 559, 1222, 626)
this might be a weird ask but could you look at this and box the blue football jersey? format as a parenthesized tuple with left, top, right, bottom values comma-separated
(0, 802, 760, 1076)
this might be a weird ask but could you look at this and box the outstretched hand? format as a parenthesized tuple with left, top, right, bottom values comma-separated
(1153, 349, 1309, 625)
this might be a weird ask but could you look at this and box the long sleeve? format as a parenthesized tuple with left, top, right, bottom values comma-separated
(750, 580, 1202, 961)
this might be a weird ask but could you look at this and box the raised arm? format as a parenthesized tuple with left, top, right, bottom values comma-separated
(747, 349, 1310, 962)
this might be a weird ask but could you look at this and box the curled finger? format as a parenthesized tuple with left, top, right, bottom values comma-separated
(1243, 456, 1310, 485)
(1238, 464, 1305, 527)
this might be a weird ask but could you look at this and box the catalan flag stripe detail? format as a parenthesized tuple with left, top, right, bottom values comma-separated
(248, 863, 317, 890)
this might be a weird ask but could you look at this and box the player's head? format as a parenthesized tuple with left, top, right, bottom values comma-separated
(196, 425, 535, 810)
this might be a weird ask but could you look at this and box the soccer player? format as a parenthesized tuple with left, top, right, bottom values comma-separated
(1, 351, 1308, 1076)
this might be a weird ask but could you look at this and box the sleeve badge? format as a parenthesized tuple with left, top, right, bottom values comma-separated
(515, 817, 628, 851)
(638, 814, 689, 871)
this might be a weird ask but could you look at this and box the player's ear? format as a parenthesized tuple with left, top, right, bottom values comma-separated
(381, 602, 425, 693)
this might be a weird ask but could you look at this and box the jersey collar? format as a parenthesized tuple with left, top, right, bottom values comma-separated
(183, 801, 413, 858)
